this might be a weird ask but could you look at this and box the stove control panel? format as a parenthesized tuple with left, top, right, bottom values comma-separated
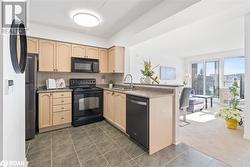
(69, 78, 96, 88)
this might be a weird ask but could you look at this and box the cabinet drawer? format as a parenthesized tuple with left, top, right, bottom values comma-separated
(53, 111, 71, 125)
(53, 104, 71, 112)
(53, 92, 71, 99)
(53, 97, 71, 105)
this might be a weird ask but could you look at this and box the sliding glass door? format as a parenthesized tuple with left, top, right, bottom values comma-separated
(191, 60, 219, 98)
(191, 63, 204, 95)
(205, 61, 219, 98)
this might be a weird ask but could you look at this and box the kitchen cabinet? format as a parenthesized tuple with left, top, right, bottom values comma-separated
(108, 46, 125, 73)
(114, 93, 126, 131)
(104, 91, 114, 122)
(39, 40, 71, 72)
(86, 46, 99, 59)
(38, 91, 72, 132)
(38, 39, 56, 72)
(27, 37, 39, 53)
(29, 36, 126, 74)
(56, 42, 71, 72)
(98, 48, 108, 73)
(53, 111, 71, 126)
(103, 90, 126, 131)
(72, 45, 99, 59)
(38, 93, 52, 129)
(72, 44, 86, 58)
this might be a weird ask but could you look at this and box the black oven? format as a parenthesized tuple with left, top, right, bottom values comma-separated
(71, 57, 99, 73)
(70, 79, 103, 126)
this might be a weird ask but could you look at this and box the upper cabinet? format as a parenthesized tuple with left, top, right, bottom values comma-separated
(56, 42, 71, 72)
(99, 48, 108, 73)
(72, 44, 86, 58)
(86, 46, 99, 59)
(28, 36, 125, 74)
(39, 39, 56, 72)
(72, 45, 99, 59)
(27, 37, 39, 54)
(39, 39, 71, 72)
(108, 46, 125, 73)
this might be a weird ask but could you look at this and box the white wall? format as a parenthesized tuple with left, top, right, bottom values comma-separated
(0, 5, 3, 162)
(244, 13, 250, 140)
(129, 44, 184, 85)
(2, 34, 26, 164)
(28, 23, 109, 48)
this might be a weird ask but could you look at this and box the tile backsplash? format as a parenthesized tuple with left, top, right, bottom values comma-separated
(37, 72, 124, 88)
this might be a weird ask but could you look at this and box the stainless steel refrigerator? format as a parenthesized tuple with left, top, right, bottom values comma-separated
(25, 54, 37, 140)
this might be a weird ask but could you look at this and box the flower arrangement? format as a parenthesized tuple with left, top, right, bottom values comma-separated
(215, 108, 242, 122)
(215, 80, 242, 129)
(140, 59, 159, 84)
(183, 73, 191, 86)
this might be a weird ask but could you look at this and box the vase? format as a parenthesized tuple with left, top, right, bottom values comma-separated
(144, 76, 151, 84)
(226, 119, 238, 129)
(109, 84, 113, 89)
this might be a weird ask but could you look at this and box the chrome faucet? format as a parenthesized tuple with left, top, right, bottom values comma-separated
(124, 74, 133, 89)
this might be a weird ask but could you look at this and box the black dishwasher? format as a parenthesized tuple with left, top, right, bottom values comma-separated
(126, 95, 149, 150)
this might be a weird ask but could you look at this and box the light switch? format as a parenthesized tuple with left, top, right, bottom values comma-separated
(5, 79, 14, 95)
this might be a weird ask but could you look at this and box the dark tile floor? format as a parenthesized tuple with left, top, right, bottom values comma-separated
(26, 120, 228, 167)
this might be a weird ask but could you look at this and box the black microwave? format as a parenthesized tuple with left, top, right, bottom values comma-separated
(71, 58, 99, 73)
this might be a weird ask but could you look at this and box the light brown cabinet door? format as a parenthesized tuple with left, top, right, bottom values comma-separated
(86, 46, 99, 59)
(108, 48, 115, 73)
(104, 91, 114, 122)
(39, 93, 52, 128)
(114, 93, 126, 131)
(27, 37, 39, 53)
(72, 44, 86, 58)
(53, 111, 71, 126)
(39, 39, 56, 72)
(56, 42, 71, 72)
(99, 48, 108, 73)
(108, 46, 125, 73)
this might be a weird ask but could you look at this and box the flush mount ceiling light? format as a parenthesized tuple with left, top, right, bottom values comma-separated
(73, 12, 101, 27)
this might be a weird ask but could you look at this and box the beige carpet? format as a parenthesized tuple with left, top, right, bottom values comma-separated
(180, 106, 250, 167)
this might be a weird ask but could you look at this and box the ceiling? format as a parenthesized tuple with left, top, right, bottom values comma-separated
(29, 0, 164, 39)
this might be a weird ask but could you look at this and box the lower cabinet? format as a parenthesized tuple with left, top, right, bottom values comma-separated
(38, 93, 52, 129)
(38, 91, 72, 132)
(104, 90, 126, 131)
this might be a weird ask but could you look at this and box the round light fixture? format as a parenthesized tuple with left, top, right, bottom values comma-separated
(73, 12, 101, 27)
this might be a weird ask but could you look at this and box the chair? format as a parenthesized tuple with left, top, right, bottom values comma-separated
(188, 89, 205, 112)
(180, 87, 192, 124)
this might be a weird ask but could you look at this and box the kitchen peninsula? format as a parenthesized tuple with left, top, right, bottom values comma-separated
(99, 83, 182, 154)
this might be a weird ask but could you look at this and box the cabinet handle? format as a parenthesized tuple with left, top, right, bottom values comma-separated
(61, 107, 64, 109)
(129, 99, 147, 106)
(61, 100, 64, 103)
(61, 94, 64, 96)
(61, 117, 64, 120)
